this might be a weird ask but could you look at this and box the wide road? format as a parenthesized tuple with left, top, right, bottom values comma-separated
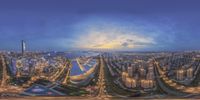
(0, 55, 8, 87)
(96, 55, 109, 99)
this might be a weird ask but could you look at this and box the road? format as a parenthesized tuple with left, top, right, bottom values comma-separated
(0, 55, 8, 87)
(47, 61, 71, 88)
(153, 57, 200, 95)
(0, 55, 24, 93)
(96, 55, 109, 99)
(154, 60, 187, 96)
(62, 62, 71, 84)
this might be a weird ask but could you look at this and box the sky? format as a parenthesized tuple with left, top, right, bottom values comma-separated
(0, 0, 200, 51)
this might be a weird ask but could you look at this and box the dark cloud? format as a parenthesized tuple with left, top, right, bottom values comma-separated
(121, 42, 129, 47)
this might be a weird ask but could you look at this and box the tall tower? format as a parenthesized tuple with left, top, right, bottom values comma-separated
(21, 40, 26, 56)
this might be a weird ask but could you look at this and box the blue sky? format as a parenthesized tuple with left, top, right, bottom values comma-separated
(0, 0, 200, 51)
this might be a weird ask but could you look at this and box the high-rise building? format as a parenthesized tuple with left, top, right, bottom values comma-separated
(125, 77, 132, 88)
(21, 40, 26, 56)
(8, 58, 17, 76)
(128, 66, 133, 77)
(125, 77, 137, 88)
(186, 68, 193, 79)
(139, 67, 146, 77)
(177, 69, 184, 80)
(122, 72, 128, 82)
(140, 79, 154, 89)
(147, 72, 154, 80)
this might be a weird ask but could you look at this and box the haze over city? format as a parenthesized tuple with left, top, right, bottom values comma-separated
(0, 0, 200, 51)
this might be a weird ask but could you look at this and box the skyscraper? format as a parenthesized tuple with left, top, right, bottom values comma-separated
(21, 40, 26, 56)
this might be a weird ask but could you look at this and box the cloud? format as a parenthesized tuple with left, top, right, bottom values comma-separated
(74, 26, 156, 50)
(121, 42, 129, 47)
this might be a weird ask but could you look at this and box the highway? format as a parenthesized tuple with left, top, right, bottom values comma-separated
(96, 55, 110, 99)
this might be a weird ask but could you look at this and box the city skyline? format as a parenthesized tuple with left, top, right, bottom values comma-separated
(0, 0, 200, 51)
